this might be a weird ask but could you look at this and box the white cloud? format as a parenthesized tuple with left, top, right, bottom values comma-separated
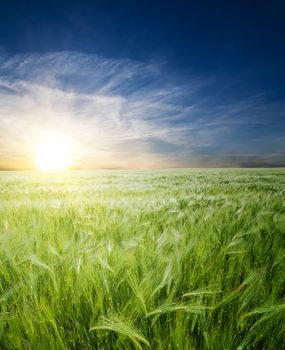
(0, 52, 197, 168)
(0, 51, 284, 169)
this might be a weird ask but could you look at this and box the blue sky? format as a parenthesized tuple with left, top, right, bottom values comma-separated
(0, 0, 284, 168)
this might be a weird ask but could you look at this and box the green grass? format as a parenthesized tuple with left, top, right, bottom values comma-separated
(0, 169, 284, 349)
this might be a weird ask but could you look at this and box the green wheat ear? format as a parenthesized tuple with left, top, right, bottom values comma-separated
(0, 168, 284, 349)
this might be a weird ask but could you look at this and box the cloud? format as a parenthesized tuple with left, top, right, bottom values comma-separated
(0, 51, 284, 169)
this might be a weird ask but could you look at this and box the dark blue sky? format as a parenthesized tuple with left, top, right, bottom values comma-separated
(0, 0, 284, 168)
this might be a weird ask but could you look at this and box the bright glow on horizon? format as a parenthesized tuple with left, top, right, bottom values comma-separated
(36, 135, 72, 171)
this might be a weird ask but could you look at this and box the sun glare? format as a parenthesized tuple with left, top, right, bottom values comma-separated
(37, 135, 72, 171)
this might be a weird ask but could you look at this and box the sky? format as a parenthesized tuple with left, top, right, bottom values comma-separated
(0, 0, 284, 169)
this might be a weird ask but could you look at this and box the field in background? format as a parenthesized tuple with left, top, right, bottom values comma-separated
(0, 169, 284, 349)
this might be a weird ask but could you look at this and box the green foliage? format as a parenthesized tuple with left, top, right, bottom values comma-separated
(0, 169, 284, 349)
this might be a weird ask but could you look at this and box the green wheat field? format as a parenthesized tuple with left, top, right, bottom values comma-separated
(0, 169, 284, 349)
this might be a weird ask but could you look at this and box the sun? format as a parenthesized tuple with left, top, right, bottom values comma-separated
(37, 135, 72, 171)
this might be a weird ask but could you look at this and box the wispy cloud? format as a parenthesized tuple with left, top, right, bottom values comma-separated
(0, 51, 284, 169)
